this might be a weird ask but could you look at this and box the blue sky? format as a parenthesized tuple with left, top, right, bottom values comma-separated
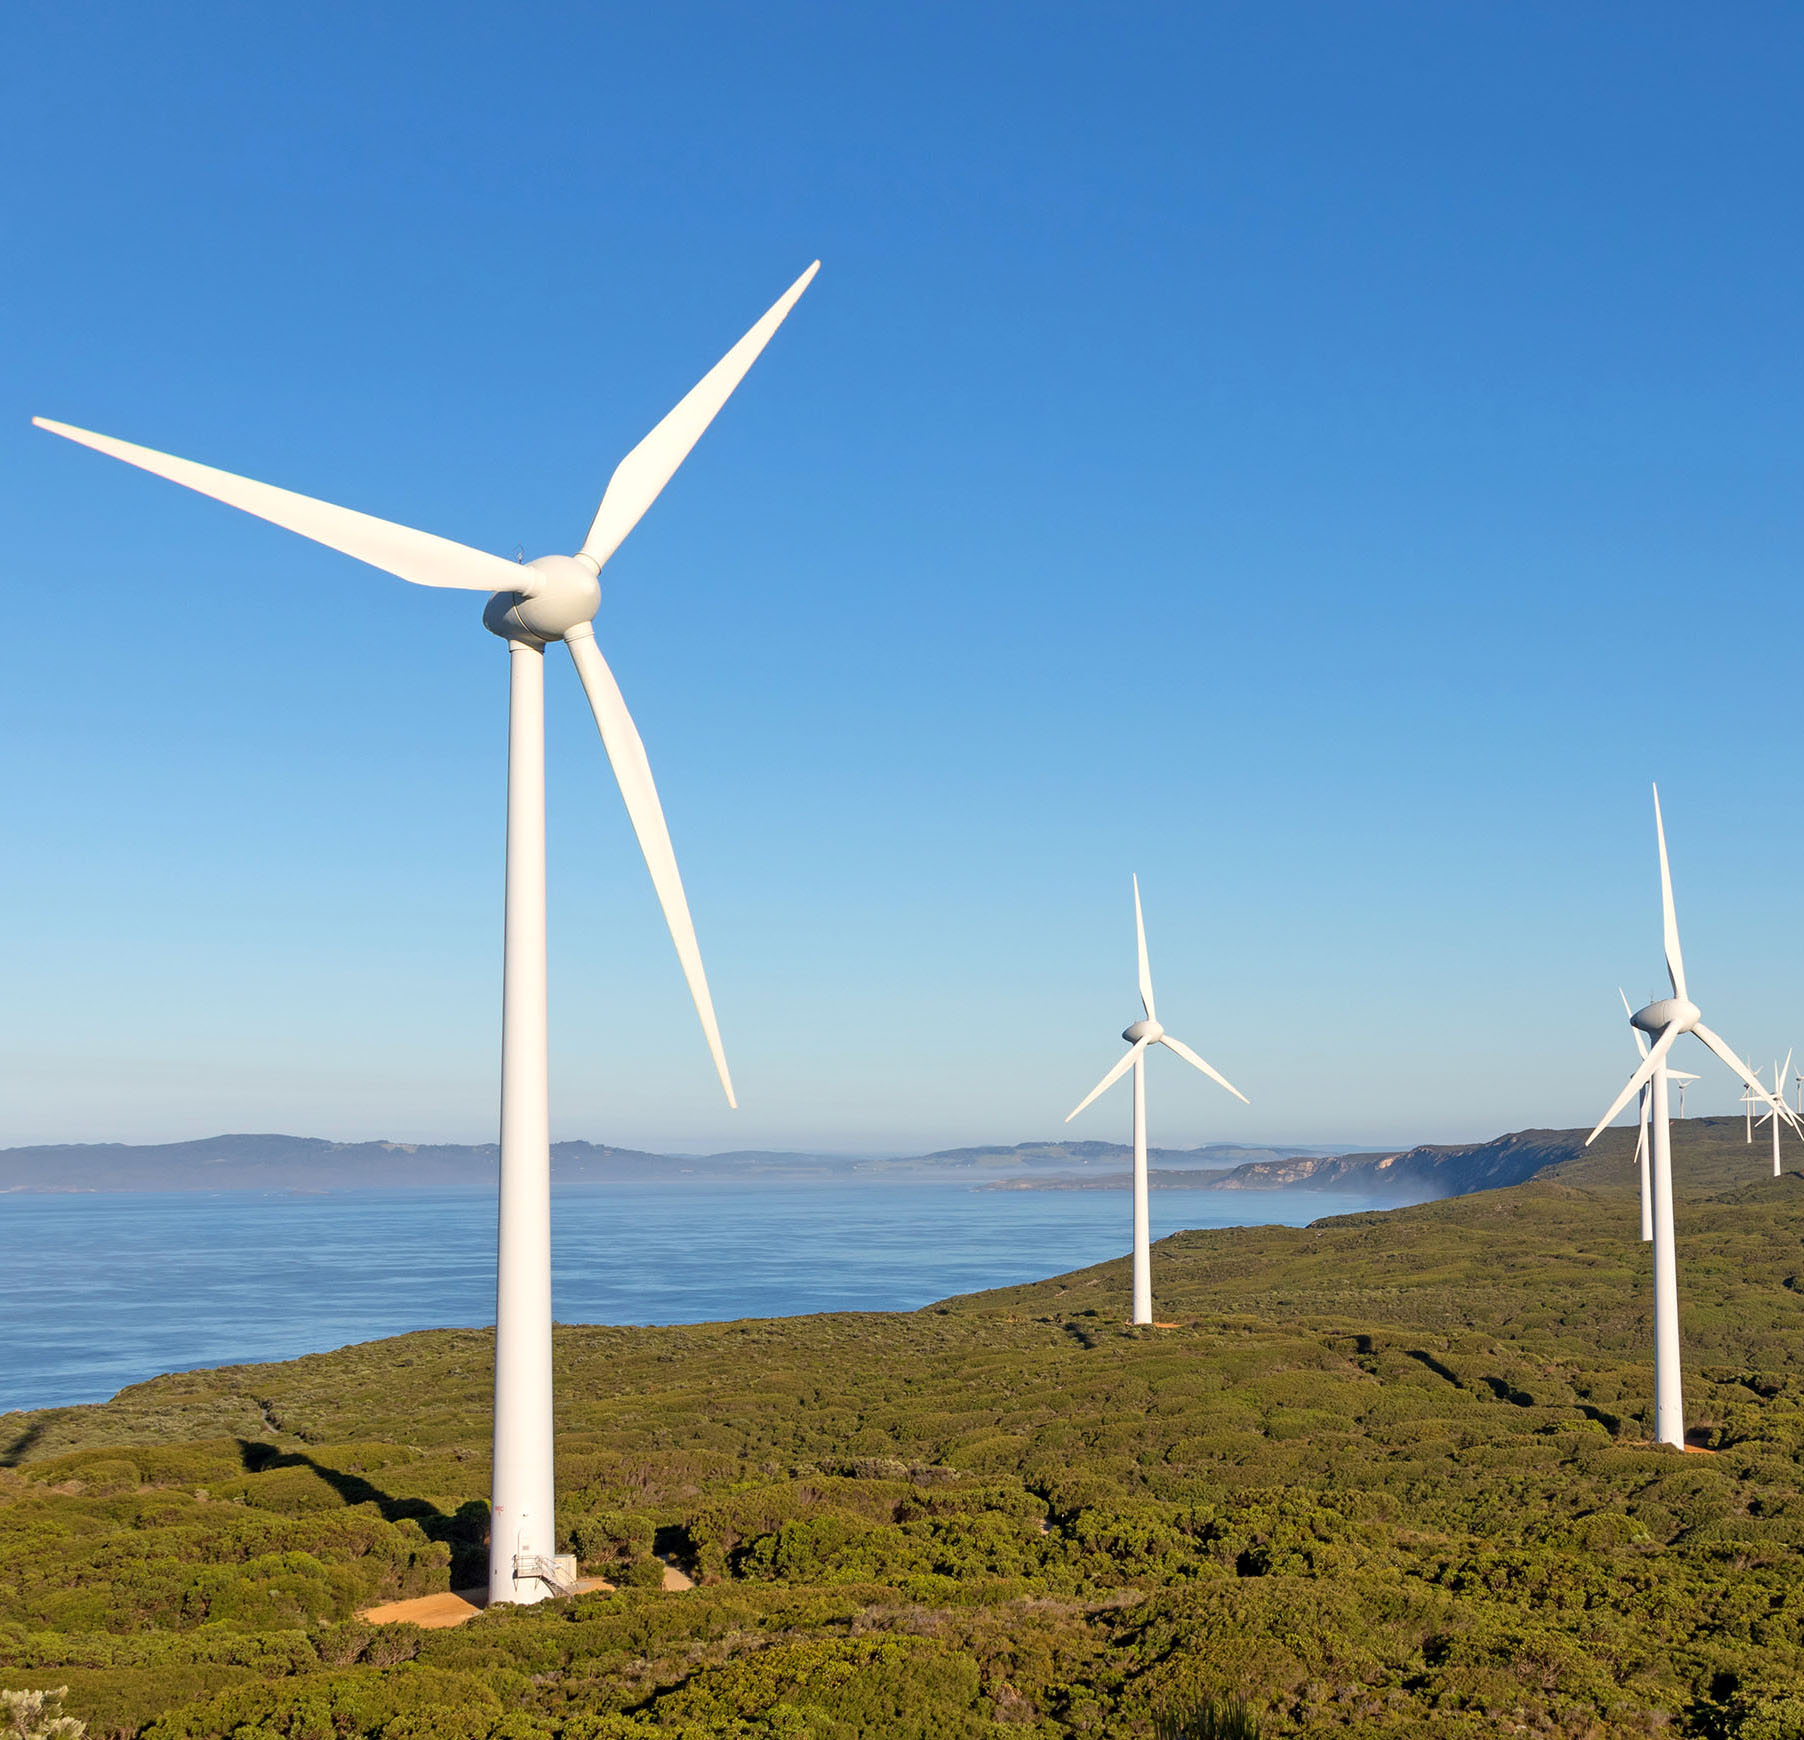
(5, 2, 1804, 1154)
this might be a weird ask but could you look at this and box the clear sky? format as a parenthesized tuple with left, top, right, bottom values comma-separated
(5, 2, 1804, 1155)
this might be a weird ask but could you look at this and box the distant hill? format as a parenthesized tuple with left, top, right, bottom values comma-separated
(0, 1132, 1373, 1193)
(1201, 1115, 1772, 1199)
(0, 1134, 855, 1193)
(1200, 1124, 1591, 1197)
(3, 1123, 1682, 1200)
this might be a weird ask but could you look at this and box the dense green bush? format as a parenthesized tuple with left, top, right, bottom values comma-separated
(138, 1667, 503, 1740)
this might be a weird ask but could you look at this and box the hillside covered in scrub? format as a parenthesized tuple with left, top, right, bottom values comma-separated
(5, 1116, 1804, 1736)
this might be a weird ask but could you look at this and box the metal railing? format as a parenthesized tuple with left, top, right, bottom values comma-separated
(513, 1552, 578, 1595)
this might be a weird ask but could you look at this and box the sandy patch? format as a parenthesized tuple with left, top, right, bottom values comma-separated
(359, 1577, 615, 1628)
(360, 1591, 484, 1629)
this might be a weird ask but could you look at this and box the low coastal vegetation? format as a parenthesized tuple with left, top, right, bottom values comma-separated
(5, 1118, 1804, 1736)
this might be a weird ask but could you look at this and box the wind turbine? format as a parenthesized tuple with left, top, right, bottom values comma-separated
(1065, 876, 1247, 1326)
(1587, 785, 1797, 1448)
(1671, 1069, 1699, 1116)
(33, 262, 819, 1603)
(1758, 1053, 1794, 1178)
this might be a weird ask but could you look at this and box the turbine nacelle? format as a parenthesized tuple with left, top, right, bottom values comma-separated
(483, 555, 603, 645)
(1123, 1018, 1164, 1044)
(1632, 997, 1699, 1037)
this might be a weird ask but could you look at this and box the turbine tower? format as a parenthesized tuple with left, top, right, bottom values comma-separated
(1671, 1069, 1699, 1117)
(1758, 1053, 1794, 1178)
(1587, 786, 1796, 1449)
(33, 262, 819, 1603)
(1065, 876, 1247, 1326)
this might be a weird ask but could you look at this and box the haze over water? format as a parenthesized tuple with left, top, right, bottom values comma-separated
(0, 1181, 1399, 1412)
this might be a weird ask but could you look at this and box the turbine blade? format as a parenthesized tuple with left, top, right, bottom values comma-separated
(564, 627, 735, 1108)
(1065, 1038, 1148, 1123)
(1693, 1022, 1801, 1128)
(1620, 987, 1649, 1060)
(578, 262, 819, 572)
(1636, 1084, 1649, 1165)
(1652, 784, 1687, 1002)
(32, 418, 522, 593)
(1132, 874, 1156, 1022)
(1586, 1023, 1681, 1145)
(1158, 1033, 1250, 1104)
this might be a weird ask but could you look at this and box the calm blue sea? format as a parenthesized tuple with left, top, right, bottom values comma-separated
(0, 1182, 1400, 1413)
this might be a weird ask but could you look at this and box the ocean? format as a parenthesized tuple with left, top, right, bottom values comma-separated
(0, 1180, 1402, 1413)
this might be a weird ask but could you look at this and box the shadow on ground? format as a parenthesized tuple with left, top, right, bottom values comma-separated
(0, 1416, 59, 1467)
(237, 1439, 490, 1585)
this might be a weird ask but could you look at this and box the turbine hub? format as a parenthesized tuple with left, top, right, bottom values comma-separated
(483, 554, 602, 645)
(1631, 997, 1700, 1036)
(1123, 1019, 1164, 1044)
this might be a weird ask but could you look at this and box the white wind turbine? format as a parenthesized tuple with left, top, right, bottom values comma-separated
(34, 262, 819, 1604)
(1672, 1069, 1699, 1116)
(1587, 785, 1797, 1448)
(1758, 1053, 1794, 1178)
(1065, 877, 1247, 1326)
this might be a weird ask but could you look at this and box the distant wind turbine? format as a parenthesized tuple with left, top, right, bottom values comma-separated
(1587, 786, 1798, 1448)
(1065, 877, 1247, 1326)
(1617, 987, 1692, 1242)
(1758, 1053, 1794, 1178)
(1620, 988, 1654, 1244)
(34, 262, 820, 1602)
(1616, 992, 1696, 1242)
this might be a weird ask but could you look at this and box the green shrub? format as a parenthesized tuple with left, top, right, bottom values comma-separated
(138, 1667, 503, 1739)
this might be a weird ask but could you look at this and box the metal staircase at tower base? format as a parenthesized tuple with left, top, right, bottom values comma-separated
(513, 1553, 578, 1596)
